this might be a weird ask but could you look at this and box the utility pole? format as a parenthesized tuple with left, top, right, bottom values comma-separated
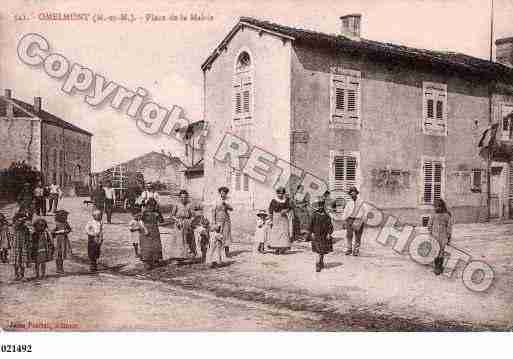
(487, 0, 494, 221)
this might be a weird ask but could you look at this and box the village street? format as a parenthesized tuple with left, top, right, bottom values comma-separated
(1, 196, 513, 331)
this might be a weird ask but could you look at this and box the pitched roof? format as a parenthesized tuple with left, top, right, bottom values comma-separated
(202, 17, 513, 81)
(0, 96, 93, 136)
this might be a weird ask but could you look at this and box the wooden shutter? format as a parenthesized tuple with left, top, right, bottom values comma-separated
(434, 91, 446, 131)
(235, 170, 241, 191)
(331, 154, 357, 194)
(241, 74, 252, 119)
(346, 78, 360, 126)
(233, 76, 242, 120)
(423, 161, 433, 204)
(332, 75, 345, 120)
(243, 173, 249, 191)
(424, 83, 447, 133)
(433, 162, 442, 201)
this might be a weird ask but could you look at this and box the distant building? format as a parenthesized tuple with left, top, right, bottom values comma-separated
(0, 89, 92, 192)
(98, 151, 185, 190)
(201, 16, 513, 230)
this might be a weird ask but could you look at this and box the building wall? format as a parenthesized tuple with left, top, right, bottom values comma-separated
(290, 43, 491, 225)
(203, 27, 292, 229)
(0, 114, 41, 170)
(117, 152, 182, 188)
(42, 123, 91, 190)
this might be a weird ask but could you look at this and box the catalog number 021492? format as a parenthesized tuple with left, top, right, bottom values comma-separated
(1, 344, 32, 353)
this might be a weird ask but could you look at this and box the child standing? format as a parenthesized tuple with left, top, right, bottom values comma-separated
(192, 206, 210, 263)
(128, 209, 146, 259)
(11, 211, 31, 280)
(52, 210, 72, 274)
(255, 210, 268, 254)
(85, 209, 103, 272)
(31, 218, 54, 279)
(308, 197, 334, 272)
(428, 198, 452, 276)
(209, 225, 224, 268)
(0, 213, 12, 263)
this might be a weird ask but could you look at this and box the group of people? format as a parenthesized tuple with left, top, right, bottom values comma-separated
(0, 209, 72, 280)
(254, 185, 452, 274)
(16, 181, 63, 219)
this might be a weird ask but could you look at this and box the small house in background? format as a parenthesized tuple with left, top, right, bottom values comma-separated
(0, 89, 92, 195)
(175, 120, 207, 200)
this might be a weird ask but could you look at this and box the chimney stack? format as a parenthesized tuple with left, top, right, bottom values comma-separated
(496, 37, 513, 67)
(340, 14, 362, 41)
(34, 96, 42, 113)
(4, 89, 12, 98)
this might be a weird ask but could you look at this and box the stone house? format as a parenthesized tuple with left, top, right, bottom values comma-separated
(201, 16, 513, 230)
(0, 89, 92, 193)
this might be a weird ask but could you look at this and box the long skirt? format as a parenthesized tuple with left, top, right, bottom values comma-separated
(139, 230, 163, 263)
(31, 237, 54, 264)
(0, 227, 12, 250)
(311, 235, 333, 254)
(267, 213, 291, 249)
(55, 235, 71, 261)
(10, 234, 30, 266)
(164, 225, 192, 259)
(216, 219, 232, 248)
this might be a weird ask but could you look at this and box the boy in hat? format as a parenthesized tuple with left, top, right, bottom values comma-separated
(341, 186, 365, 256)
(308, 196, 334, 272)
(255, 210, 269, 254)
(85, 209, 103, 271)
(52, 210, 72, 274)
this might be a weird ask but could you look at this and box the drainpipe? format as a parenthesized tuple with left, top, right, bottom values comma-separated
(487, 0, 494, 221)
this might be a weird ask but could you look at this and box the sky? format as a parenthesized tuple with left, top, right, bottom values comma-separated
(1, 0, 513, 171)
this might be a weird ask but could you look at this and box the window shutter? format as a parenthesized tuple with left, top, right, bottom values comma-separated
(242, 90, 250, 114)
(434, 91, 446, 131)
(235, 171, 241, 191)
(433, 162, 442, 201)
(345, 156, 357, 190)
(332, 155, 345, 192)
(346, 78, 360, 126)
(332, 75, 345, 120)
(423, 161, 433, 204)
(424, 91, 434, 126)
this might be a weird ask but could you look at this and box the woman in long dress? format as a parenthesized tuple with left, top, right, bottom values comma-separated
(139, 198, 163, 269)
(167, 190, 195, 259)
(267, 186, 292, 254)
(212, 186, 233, 258)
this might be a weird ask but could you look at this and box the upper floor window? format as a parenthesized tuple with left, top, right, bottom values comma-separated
(422, 81, 447, 136)
(233, 50, 253, 125)
(498, 104, 513, 141)
(330, 71, 361, 129)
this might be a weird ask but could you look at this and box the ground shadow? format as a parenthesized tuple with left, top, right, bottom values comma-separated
(227, 249, 250, 258)
(323, 262, 343, 270)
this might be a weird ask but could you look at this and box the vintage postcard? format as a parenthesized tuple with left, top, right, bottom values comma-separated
(1, 0, 512, 344)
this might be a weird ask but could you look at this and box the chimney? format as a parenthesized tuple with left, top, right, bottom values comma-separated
(34, 96, 42, 113)
(340, 14, 362, 41)
(496, 37, 513, 67)
(4, 89, 13, 117)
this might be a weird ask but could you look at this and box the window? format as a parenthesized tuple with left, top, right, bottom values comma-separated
(331, 72, 361, 128)
(53, 149, 57, 167)
(330, 151, 359, 198)
(423, 82, 447, 135)
(229, 168, 250, 193)
(422, 158, 444, 204)
(233, 51, 253, 125)
(499, 104, 513, 141)
(471, 169, 482, 193)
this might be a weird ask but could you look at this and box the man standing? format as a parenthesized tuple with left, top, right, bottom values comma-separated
(103, 181, 116, 224)
(48, 181, 62, 213)
(91, 184, 106, 219)
(140, 183, 159, 208)
(341, 186, 365, 256)
(33, 181, 46, 216)
(17, 182, 34, 220)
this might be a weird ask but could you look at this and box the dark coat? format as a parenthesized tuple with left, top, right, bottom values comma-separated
(309, 209, 334, 254)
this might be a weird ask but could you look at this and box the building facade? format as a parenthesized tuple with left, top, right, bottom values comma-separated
(0, 89, 92, 192)
(202, 16, 513, 230)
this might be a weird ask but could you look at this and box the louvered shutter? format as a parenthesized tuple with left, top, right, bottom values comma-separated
(424, 89, 435, 127)
(235, 170, 241, 191)
(423, 161, 433, 204)
(434, 91, 446, 131)
(433, 162, 442, 201)
(233, 76, 242, 120)
(331, 154, 358, 195)
(332, 156, 345, 192)
(346, 78, 360, 126)
(241, 74, 252, 120)
(332, 75, 345, 121)
(345, 156, 357, 190)
(243, 173, 249, 191)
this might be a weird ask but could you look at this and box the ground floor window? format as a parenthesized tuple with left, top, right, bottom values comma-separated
(329, 150, 360, 199)
(422, 157, 444, 205)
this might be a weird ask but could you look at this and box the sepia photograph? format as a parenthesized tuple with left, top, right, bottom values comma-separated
(0, 0, 512, 355)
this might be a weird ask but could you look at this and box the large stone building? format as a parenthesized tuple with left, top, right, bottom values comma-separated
(0, 89, 92, 191)
(201, 16, 513, 230)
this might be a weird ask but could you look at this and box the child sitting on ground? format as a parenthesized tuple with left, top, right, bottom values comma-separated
(255, 210, 268, 254)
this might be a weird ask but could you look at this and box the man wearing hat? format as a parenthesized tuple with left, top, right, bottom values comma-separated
(341, 186, 365, 256)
